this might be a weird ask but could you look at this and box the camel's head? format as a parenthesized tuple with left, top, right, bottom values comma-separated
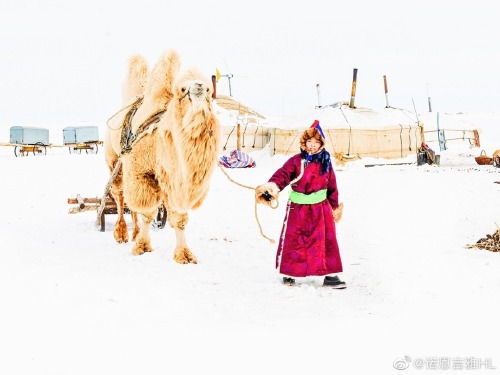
(170, 68, 219, 139)
(174, 69, 213, 104)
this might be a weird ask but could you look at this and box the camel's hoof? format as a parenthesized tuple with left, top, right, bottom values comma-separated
(114, 226, 129, 243)
(173, 247, 198, 264)
(114, 219, 129, 243)
(132, 241, 153, 256)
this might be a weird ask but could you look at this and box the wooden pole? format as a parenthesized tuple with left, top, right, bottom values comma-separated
(349, 68, 358, 108)
(211, 75, 217, 99)
(76, 194, 85, 209)
(427, 83, 432, 112)
(69, 205, 99, 214)
(316, 83, 322, 108)
(383, 75, 390, 108)
(236, 123, 241, 150)
(68, 197, 101, 204)
(96, 158, 122, 229)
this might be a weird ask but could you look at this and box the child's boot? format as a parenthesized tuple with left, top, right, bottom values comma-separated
(323, 275, 346, 289)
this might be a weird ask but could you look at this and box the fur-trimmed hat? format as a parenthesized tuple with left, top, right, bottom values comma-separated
(311, 120, 326, 139)
(310, 119, 325, 139)
(300, 120, 325, 149)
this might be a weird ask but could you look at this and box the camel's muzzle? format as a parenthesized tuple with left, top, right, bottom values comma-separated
(190, 83, 206, 101)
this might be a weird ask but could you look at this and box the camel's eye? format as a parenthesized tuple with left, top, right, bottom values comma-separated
(181, 87, 186, 93)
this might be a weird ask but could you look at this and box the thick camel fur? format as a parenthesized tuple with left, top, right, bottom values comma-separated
(493, 149, 500, 167)
(104, 49, 221, 263)
(105, 54, 149, 243)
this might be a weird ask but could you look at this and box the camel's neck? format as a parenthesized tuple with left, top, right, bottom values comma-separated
(179, 112, 220, 176)
(159, 102, 220, 191)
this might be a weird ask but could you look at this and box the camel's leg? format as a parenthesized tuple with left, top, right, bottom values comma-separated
(131, 211, 156, 255)
(131, 211, 140, 241)
(113, 193, 129, 243)
(109, 169, 128, 243)
(168, 210, 197, 264)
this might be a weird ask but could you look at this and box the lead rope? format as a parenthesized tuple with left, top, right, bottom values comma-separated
(217, 158, 305, 244)
(218, 166, 275, 244)
(106, 97, 144, 130)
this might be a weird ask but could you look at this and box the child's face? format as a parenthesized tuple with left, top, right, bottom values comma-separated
(305, 138, 322, 154)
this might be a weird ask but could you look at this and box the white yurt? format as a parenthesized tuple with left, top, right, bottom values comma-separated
(213, 95, 271, 153)
(268, 103, 424, 160)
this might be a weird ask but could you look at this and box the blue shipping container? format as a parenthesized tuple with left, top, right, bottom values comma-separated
(9, 126, 50, 145)
(63, 126, 99, 144)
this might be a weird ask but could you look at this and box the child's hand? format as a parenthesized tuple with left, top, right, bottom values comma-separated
(255, 182, 280, 206)
(333, 202, 344, 223)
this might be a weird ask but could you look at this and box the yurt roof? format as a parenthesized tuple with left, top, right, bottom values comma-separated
(214, 95, 266, 125)
(269, 103, 419, 130)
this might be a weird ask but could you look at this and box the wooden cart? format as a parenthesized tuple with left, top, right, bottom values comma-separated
(7, 126, 50, 157)
(14, 142, 48, 157)
(0, 141, 49, 157)
(66, 140, 103, 154)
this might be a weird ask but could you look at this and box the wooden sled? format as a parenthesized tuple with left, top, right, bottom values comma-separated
(68, 194, 166, 232)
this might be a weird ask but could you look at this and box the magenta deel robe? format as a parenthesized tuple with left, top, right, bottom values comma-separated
(269, 154, 343, 277)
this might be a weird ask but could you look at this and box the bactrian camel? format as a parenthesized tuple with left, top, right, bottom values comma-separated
(104, 49, 221, 263)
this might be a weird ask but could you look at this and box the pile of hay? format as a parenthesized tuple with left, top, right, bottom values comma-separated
(467, 226, 500, 252)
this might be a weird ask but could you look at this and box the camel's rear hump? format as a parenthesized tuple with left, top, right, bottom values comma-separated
(122, 54, 149, 105)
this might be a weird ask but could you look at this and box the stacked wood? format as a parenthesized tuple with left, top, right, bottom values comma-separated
(67, 194, 129, 215)
(467, 226, 500, 252)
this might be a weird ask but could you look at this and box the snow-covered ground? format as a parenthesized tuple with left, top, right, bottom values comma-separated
(0, 115, 499, 374)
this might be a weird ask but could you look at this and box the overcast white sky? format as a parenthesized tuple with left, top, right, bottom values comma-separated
(1, 0, 499, 127)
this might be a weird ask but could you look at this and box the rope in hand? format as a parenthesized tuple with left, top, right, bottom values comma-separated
(217, 159, 305, 245)
(218, 166, 279, 244)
